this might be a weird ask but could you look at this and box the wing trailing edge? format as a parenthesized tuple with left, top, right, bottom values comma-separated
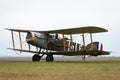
(5, 26, 108, 34)
(7, 48, 110, 56)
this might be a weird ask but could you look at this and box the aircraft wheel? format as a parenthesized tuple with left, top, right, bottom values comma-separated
(32, 54, 40, 62)
(46, 54, 54, 62)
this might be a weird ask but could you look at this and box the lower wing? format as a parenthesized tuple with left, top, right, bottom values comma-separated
(7, 48, 110, 56)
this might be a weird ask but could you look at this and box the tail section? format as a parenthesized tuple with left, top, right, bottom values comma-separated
(100, 43, 103, 51)
(86, 42, 103, 51)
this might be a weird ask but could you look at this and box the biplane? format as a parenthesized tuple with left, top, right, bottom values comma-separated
(5, 26, 110, 62)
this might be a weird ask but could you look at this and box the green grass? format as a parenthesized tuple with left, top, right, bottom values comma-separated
(0, 60, 120, 80)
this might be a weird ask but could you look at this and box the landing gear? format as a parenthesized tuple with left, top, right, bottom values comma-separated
(32, 49, 45, 62)
(32, 48, 54, 62)
(46, 54, 54, 62)
(32, 54, 40, 62)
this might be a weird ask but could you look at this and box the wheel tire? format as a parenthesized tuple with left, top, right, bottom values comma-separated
(32, 54, 40, 62)
(46, 54, 54, 62)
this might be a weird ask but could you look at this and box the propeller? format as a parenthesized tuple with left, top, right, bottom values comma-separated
(20, 32, 36, 46)
(20, 37, 36, 44)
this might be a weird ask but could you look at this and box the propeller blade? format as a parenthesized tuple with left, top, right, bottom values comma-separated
(26, 37, 36, 42)
(20, 40, 26, 45)
(20, 37, 35, 45)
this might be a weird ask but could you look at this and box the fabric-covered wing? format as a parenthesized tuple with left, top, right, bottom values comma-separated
(47, 26, 108, 34)
(51, 50, 110, 56)
(5, 28, 47, 33)
(7, 48, 109, 56)
(7, 48, 39, 53)
(5, 26, 108, 34)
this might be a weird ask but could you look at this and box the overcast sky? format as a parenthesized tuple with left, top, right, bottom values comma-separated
(0, 0, 120, 57)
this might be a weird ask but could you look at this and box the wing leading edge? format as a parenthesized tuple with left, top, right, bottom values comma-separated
(50, 50, 110, 56)
(48, 26, 108, 34)
(7, 48, 110, 56)
(5, 26, 108, 34)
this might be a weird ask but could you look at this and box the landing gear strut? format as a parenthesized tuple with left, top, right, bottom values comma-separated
(32, 49, 45, 62)
(32, 49, 54, 62)
(82, 55, 86, 61)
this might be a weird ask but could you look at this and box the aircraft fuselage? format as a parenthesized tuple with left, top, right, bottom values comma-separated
(26, 32, 81, 51)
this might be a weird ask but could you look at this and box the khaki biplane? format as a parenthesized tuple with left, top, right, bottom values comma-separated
(5, 26, 110, 62)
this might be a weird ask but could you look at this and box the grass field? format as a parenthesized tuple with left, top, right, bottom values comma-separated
(0, 60, 120, 80)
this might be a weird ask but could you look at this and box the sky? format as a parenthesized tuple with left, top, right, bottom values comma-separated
(0, 0, 120, 57)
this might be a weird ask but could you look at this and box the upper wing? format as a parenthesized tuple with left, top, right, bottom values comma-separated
(5, 26, 108, 34)
(5, 28, 47, 33)
(48, 26, 108, 34)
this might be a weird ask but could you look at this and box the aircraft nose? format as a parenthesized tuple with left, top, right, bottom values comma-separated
(26, 32, 36, 43)
(26, 32, 32, 38)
